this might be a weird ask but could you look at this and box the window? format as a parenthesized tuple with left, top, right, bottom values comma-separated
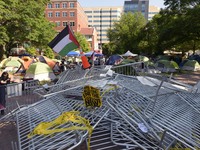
(142, 4, 146, 10)
(70, 12, 75, 17)
(62, 3, 67, 8)
(48, 4, 52, 8)
(63, 22, 68, 26)
(56, 22, 60, 27)
(48, 12, 53, 17)
(85, 11, 92, 13)
(62, 12, 67, 17)
(55, 3, 60, 8)
(55, 12, 60, 17)
(70, 22, 75, 26)
(70, 3, 74, 8)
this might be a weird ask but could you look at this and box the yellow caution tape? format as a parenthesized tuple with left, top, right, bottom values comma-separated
(28, 111, 93, 150)
(82, 85, 117, 108)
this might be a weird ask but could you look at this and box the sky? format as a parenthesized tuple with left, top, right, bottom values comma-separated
(78, 0, 165, 8)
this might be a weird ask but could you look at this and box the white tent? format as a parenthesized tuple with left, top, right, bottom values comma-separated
(122, 50, 138, 57)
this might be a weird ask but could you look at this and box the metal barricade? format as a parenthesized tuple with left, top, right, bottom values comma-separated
(16, 94, 110, 150)
(111, 62, 145, 76)
(56, 66, 90, 84)
(0, 80, 42, 120)
(106, 87, 183, 149)
(22, 79, 40, 94)
(149, 93, 200, 149)
(110, 111, 163, 150)
(34, 75, 112, 98)
(87, 116, 127, 150)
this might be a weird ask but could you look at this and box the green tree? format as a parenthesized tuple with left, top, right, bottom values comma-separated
(43, 47, 54, 59)
(102, 43, 117, 56)
(75, 32, 90, 52)
(151, 2, 200, 54)
(0, 0, 55, 59)
(138, 16, 160, 55)
(107, 12, 146, 55)
(26, 47, 37, 56)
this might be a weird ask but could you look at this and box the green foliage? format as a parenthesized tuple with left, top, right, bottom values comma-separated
(102, 43, 117, 56)
(0, 0, 55, 57)
(75, 32, 90, 52)
(43, 47, 54, 59)
(26, 47, 36, 56)
(145, 2, 200, 55)
(107, 12, 146, 55)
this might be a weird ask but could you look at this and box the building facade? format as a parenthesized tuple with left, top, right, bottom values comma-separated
(124, 0, 149, 20)
(45, 0, 98, 51)
(80, 27, 98, 50)
(148, 5, 160, 20)
(45, 0, 88, 32)
(83, 7, 123, 45)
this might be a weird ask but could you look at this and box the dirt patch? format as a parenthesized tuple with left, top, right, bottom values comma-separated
(173, 71, 200, 85)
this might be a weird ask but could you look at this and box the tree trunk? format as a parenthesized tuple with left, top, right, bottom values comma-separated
(0, 45, 6, 60)
(193, 40, 196, 54)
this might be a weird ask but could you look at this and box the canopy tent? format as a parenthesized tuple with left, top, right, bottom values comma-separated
(182, 60, 200, 71)
(52, 59, 61, 64)
(2, 59, 23, 72)
(37, 56, 56, 69)
(24, 62, 56, 81)
(67, 51, 80, 57)
(105, 55, 123, 65)
(84, 51, 103, 57)
(0, 57, 24, 68)
(19, 53, 32, 58)
(156, 60, 179, 73)
(188, 55, 200, 63)
(0, 58, 10, 68)
(122, 50, 138, 57)
(5, 60, 22, 68)
(138, 56, 149, 62)
(21, 57, 34, 70)
(120, 59, 135, 65)
(14, 57, 34, 75)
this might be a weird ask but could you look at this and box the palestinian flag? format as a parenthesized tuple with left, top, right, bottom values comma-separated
(48, 25, 80, 57)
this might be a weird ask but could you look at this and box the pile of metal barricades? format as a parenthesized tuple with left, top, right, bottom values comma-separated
(2, 62, 200, 150)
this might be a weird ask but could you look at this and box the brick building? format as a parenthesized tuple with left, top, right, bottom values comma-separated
(80, 27, 98, 50)
(45, 0, 88, 32)
(45, 0, 98, 51)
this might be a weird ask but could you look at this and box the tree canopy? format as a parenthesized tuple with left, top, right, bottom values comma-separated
(104, 1, 200, 56)
(107, 12, 146, 55)
(75, 32, 90, 52)
(0, 0, 55, 59)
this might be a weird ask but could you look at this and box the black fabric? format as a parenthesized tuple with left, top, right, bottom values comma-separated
(0, 84, 6, 111)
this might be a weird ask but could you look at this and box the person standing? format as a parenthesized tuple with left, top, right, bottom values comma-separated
(0, 72, 10, 115)
(60, 58, 66, 72)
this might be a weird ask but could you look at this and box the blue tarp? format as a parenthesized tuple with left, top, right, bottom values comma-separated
(67, 51, 80, 57)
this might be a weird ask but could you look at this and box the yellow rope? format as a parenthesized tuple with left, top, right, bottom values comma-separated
(28, 111, 93, 150)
